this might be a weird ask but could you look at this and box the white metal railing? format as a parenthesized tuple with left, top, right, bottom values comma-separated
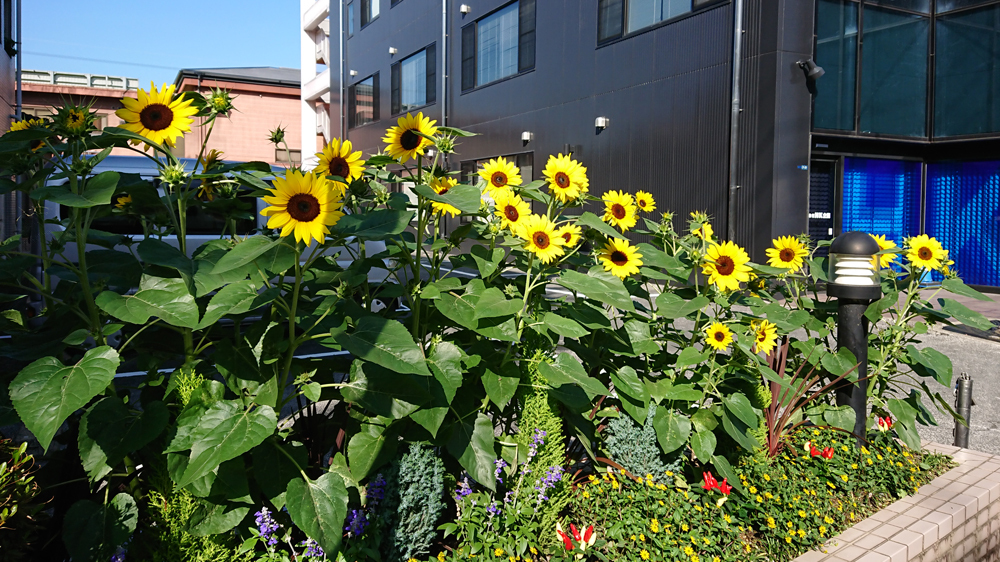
(22, 69, 139, 91)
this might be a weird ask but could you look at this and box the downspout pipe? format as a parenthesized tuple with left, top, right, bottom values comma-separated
(727, 0, 743, 242)
(441, 0, 447, 169)
(14, 0, 21, 119)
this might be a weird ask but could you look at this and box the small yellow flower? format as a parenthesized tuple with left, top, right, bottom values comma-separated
(681, 523, 689, 532)
(684, 546, 695, 556)
(767, 517, 776, 529)
(820, 525, 827, 535)
(639, 534, 646, 542)
(529, 547, 537, 555)
(798, 529, 806, 538)
(439, 552, 447, 562)
(841, 474, 849, 482)
(650, 519, 660, 533)
(494, 549, 504, 557)
(723, 514, 731, 524)
(115, 194, 132, 210)
(640, 549, 650, 561)
(763, 473, 771, 482)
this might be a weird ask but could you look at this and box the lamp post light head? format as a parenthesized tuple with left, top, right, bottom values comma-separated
(828, 231, 882, 300)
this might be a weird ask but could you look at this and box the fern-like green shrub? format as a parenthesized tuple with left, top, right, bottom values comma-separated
(604, 404, 682, 480)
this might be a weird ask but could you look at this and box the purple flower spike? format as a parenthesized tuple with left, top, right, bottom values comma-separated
(254, 507, 280, 547)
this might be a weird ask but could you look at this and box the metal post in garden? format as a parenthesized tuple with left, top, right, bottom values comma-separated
(954, 372, 973, 449)
(827, 232, 882, 444)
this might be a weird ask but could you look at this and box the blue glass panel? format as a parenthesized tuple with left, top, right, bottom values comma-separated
(926, 161, 1000, 286)
(842, 158, 922, 254)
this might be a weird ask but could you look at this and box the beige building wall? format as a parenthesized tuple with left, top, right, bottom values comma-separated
(22, 82, 138, 156)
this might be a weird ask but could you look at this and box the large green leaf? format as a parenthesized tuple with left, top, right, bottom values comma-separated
(173, 401, 277, 488)
(10, 346, 120, 451)
(937, 298, 994, 331)
(32, 171, 119, 208)
(541, 312, 589, 339)
(196, 279, 260, 329)
(720, 408, 758, 451)
(723, 393, 759, 428)
(446, 412, 497, 491)
(137, 238, 194, 277)
(557, 269, 635, 312)
(187, 498, 250, 537)
(942, 278, 992, 302)
(286, 473, 349, 557)
(334, 315, 431, 376)
(482, 361, 520, 410)
(63, 493, 137, 562)
(340, 360, 430, 419)
(337, 209, 414, 240)
(348, 418, 397, 482)
(434, 281, 519, 342)
(637, 244, 690, 282)
(537, 353, 607, 399)
(253, 439, 308, 510)
(652, 407, 691, 454)
(210, 236, 282, 275)
(906, 345, 953, 387)
(427, 342, 464, 403)
(822, 405, 857, 431)
(575, 211, 626, 240)
(886, 397, 921, 450)
(78, 398, 168, 481)
(610, 366, 649, 424)
(655, 293, 710, 320)
(411, 183, 481, 213)
(97, 275, 199, 328)
(821, 348, 859, 381)
(690, 430, 717, 462)
(624, 319, 660, 355)
(471, 245, 505, 277)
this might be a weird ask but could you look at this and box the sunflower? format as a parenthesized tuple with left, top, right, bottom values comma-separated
(7, 117, 47, 151)
(705, 323, 733, 351)
(543, 153, 588, 203)
(635, 191, 656, 213)
(55, 104, 92, 137)
(492, 188, 531, 233)
(479, 156, 523, 198)
(519, 214, 566, 264)
(702, 241, 752, 292)
(430, 176, 461, 217)
(261, 169, 345, 245)
(905, 234, 946, 270)
(602, 190, 638, 232)
(556, 224, 583, 247)
(382, 112, 438, 163)
(751, 319, 778, 356)
(599, 238, 644, 279)
(765, 236, 809, 271)
(315, 138, 365, 182)
(115, 82, 198, 148)
(870, 234, 898, 269)
(115, 194, 132, 210)
(692, 221, 714, 241)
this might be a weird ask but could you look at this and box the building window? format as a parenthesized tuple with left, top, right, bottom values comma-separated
(461, 0, 535, 91)
(391, 44, 436, 115)
(597, 0, 722, 42)
(935, 4, 1000, 137)
(841, 157, 922, 256)
(858, 6, 928, 137)
(938, 0, 995, 12)
(349, 73, 379, 128)
(348, 1, 355, 36)
(361, 0, 379, 27)
(813, 0, 858, 131)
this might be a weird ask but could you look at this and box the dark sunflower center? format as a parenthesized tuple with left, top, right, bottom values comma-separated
(611, 251, 628, 266)
(918, 247, 933, 260)
(757, 332, 767, 343)
(438, 185, 451, 195)
(716, 256, 735, 276)
(779, 248, 796, 262)
(139, 103, 174, 131)
(714, 331, 726, 342)
(329, 157, 350, 178)
(533, 232, 550, 249)
(638, 198, 648, 209)
(400, 129, 421, 150)
(491, 172, 508, 188)
(554, 172, 570, 188)
(287, 193, 321, 222)
(611, 204, 626, 220)
(562, 232, 573, 243)
(504, 205, 520, 222)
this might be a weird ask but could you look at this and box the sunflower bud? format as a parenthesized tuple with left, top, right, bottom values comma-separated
(208, 88, 235, 116)
(54, 103, 95, 138)
(268, 125, 286, 145)
(159, 163, 189, 187)
(433, 134, 456, 155)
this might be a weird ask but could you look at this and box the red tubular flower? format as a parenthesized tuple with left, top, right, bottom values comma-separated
(702, 471, 719, 491)
(570, 523, 582, 542)
(810, 446, 821, 457)
(822, 447, 834, 460)
(717, 478, 733, 495)
(583, 525, 594, 545)
(876, 416, 893, 432)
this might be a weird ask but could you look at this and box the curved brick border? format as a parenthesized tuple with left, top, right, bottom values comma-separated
(794, 442, 1000, 562)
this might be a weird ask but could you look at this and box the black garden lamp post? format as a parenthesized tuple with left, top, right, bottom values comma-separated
(827, 231, 882, 443)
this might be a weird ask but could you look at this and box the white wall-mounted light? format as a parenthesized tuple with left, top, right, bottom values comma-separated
(389, 47, 398, 55)
(349, 70, 358, 77)
(595, 116, 610, 129)
(426, 148, 438, 158)
(460, 4, 472, 13)
(521, 131, 533, 144)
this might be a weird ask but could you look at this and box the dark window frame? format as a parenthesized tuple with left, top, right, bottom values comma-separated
(596, 0, 726, 45)
(3, 0, 14, 57)
(348, 73, 380, 129)
(391, 43, 437, 116)
(347, 1, 355, 36)
(460, 0, 536, 92)
(360, 0, 380, 28)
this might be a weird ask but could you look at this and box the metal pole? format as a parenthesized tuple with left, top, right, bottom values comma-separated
(954, 372, 973, 449)
(727, 0, 744, 242)
(835, 299, 869, 443)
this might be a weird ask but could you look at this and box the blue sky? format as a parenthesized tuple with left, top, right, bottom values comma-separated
(23, 0, 301, 87)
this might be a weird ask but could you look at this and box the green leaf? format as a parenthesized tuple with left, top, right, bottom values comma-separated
(471, 245, 505, 277)
(723, 393, 758, 428)
(711, 455, 744, 494)
(340, 360, 430, 419)
(303, 382, 321, 402)
(662, 383, 704, 402)
(196, 279, 260, 329)
(32, 171, 119, 208)
(610, 366, 649, 424)
(652, 407, 691, 454)
(10, 346, 120, 451)
(349, 418, 397, 482)
(655, 293, 711, 320)
(937, 298, 994, 331)
(482, 361, 520, 410)
(137, 238, 193, 277)
(675, 347, 710, 369)
(78, 398, 168, 482)
(286, 473, 349, 557)
(63, 493, 137, 562)
(210, 236, 281, 275)
(887, 398, 921, 450)
(420, 277, 463, 300)
(537, 353, 607, 399)
(334, 315, 431, 377)
(186, 498, 250, 537)
(557, 269, 635, 312)
(564, 301, 613, 329)
(575, 211, 626, 240)
(906, 345, 953, 387)
(624, 320, 660, 355)
(434, 281, 519, 342)
(690, 431, 717, 462)
(337, 209, 414, 240)
(446, 412, 497, 491)
(96, 275, 199, 328)
(822, 405, 857, 431)
(472, 289, 523, 320)
(690, 408, 718, 432)
(821, 348, 859, 381)
(411, 183, 481, 213)
(541, 312, 589, 339)
(427, 342, 464, 403)
(720, 408, 758, 451)
(174, 401, 277, 488)
(637, 244, 691, 282)
(942, 278, 992, 302)
(253, 439, 308, 510)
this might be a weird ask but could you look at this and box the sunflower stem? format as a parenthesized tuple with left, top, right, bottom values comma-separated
(279, 244, 304, 409)
(67, 170, 105, 346)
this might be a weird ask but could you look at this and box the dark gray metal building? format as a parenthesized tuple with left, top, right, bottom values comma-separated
(327, 0, 1000, 285)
